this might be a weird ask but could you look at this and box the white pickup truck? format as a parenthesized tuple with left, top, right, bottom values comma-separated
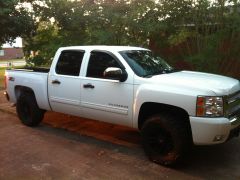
(4, 46, 240, 166)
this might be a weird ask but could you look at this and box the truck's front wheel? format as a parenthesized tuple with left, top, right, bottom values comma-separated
(16, 93, 45, 127)
(141, 113, 191, 166)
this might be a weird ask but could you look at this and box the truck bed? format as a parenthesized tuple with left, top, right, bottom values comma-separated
(5, 68, 51, 111)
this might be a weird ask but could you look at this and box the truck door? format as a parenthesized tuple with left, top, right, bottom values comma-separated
(81, 51, 134, 127)
(48, 50, 85, 116)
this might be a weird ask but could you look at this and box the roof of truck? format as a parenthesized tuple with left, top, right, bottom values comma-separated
(59, 45, 149, 52)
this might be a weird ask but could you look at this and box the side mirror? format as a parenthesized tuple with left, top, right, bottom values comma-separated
(103, 67, 128, 82)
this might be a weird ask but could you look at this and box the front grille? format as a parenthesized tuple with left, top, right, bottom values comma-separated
(226, 91, 240, 119)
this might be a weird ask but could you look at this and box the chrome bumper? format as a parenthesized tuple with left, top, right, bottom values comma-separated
(230, 115, 240, 126)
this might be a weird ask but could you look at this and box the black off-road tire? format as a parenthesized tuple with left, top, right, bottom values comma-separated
(141, 113, 191, 166)
(16, 93, 45, 127)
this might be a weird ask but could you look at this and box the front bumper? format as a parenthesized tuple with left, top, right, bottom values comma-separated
(4, 91, 9, 101)
(190, 115, 240, 145)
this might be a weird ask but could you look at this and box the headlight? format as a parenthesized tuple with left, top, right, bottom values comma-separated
(196, 96, 224, 117)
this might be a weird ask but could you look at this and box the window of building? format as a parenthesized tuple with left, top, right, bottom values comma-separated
(56, 50, 84, 76)
(0, 50, 4, 56)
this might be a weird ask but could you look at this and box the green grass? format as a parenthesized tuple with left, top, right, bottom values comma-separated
(0, 58, 24, 62)
(0, 67, 5, 75)
(0, 65, 26, 90)
(0, 59, 26, 90)
(0, 67, 6, 90)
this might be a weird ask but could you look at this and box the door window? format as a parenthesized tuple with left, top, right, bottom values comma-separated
(56, 50, 84, 76)
(87, 51, 122, 79)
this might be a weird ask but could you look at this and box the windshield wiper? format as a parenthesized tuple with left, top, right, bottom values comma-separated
(143, 74, 155, 78)
(143, 71, 164, 78)
(142, 68, 177, 78)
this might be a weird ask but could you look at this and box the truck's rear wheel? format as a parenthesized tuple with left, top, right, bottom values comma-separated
(16, 93, 45, 127)
(141, 113, 191, 166)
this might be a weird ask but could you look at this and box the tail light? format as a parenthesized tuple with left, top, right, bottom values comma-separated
(4, 75, 7, 89)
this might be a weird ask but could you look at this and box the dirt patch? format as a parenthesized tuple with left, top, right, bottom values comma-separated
(0, 90, 140, 147)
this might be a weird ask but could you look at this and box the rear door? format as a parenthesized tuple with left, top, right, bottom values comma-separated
(48, 50, 85, 116)
(81, 51, 134, 127)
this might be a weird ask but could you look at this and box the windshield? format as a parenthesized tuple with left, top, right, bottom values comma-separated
(119, 50, 174, 77)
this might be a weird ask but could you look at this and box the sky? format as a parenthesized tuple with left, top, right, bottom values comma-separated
(2, 37, 23, 48)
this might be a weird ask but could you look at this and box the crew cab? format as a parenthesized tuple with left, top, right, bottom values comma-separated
(4, 46, 240, 166)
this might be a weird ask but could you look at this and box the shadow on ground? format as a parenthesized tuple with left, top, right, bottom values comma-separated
(40, 112, 240, 179)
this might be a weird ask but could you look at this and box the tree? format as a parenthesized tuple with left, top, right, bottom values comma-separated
(150, 0, 240, 76)
(25, 21, 63, 66)
(24, 0, 240, 79)
(0, 0, 35, 45)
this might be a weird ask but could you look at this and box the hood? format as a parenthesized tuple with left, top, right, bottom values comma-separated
(150, 71, 240, 96)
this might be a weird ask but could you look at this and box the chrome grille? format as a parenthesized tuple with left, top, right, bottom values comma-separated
(226, 91, 240, 119)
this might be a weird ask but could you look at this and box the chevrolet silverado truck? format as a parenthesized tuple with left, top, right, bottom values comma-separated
(4, 46, 240, 166)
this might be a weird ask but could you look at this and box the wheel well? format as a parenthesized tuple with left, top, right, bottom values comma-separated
(138, 102, 192, 135)
(15, 86, 35, 100)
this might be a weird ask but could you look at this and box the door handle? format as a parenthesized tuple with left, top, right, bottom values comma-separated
(83, 83, 95, 89)
(52, 79, 61, 85)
